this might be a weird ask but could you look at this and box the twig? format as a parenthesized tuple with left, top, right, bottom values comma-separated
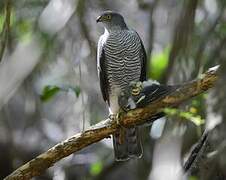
(4, 65, 219, 180)
(0, 0, 11, 61)
(183, 130, 209, 172)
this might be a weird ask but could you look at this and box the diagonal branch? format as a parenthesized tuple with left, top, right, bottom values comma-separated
(4, 65, 219, 180)
(183, 130, 209, 172)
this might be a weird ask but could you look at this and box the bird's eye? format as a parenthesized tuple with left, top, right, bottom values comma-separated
(106, 15, 111, 19)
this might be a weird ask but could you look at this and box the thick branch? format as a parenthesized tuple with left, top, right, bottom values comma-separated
(5, 65, 219, 180)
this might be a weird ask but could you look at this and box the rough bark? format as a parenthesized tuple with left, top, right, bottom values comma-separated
(4, 65, 219, 180)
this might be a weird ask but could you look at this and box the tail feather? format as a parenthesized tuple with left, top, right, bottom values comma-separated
(113, 127, 142, 161)
(126, 127, 143, 158)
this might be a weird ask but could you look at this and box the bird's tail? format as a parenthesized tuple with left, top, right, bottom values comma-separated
(113, 126, 142, 161)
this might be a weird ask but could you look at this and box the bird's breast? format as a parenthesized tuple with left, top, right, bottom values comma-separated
(104, 30, 142, 93)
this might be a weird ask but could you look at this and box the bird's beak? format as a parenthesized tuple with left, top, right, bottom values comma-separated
(96, 15, 102, 23)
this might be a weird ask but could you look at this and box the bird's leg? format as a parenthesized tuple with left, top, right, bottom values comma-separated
(109, 113, 120, 125)
(109, 112, 125, 144)
(109, 113, 116, 120)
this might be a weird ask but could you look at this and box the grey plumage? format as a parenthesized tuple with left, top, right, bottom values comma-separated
(105, 30, 143, 89)
(97, 11, 146, 161)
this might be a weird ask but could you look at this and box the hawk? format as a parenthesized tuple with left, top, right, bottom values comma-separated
(96, 11, 146, 161)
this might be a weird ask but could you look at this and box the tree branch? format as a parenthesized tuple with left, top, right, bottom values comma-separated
(4, 65, 219, 180)
(183, 130, 209, 172)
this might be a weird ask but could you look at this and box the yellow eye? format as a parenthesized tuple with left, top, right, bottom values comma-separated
(106, 15, 111, 19)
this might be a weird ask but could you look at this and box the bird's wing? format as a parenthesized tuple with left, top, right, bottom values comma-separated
(97, 36, 109, 104)
(140, 40, 147, 81)
(133, 30, 147, 81)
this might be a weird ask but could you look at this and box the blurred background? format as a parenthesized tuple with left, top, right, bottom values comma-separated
(0, 0, 226, 179)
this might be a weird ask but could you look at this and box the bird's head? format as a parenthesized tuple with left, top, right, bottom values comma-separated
(96, 11, 127, 31)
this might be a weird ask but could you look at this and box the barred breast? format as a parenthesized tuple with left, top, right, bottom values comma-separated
(104, 30, 143, 113)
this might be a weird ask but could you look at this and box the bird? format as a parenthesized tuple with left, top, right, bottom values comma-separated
(96, 11, 147, 161)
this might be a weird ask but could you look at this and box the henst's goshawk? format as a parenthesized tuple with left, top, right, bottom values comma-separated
(96, 11, 147, 161)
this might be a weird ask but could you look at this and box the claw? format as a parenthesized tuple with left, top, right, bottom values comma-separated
(109, 114, 116, 120)
(109, 113, 120, 125)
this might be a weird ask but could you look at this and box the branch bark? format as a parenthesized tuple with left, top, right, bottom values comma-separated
(4, 65, 219, 180)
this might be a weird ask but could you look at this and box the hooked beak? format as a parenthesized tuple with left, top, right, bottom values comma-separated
(96, 15, 102, 23)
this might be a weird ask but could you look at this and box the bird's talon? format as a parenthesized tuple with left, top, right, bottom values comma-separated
(109, 114, 120, 125)
(109, 114, 116, 120)
(109, 114, 118, 121)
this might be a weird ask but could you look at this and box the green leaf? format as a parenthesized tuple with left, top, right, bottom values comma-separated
(191, 99, 200, 107)
(163, 107, 177, 116)
(189, 115, 204, 126)
(90, 161, 102, 176)
(0, 14, 3, 32)
(163, 107, 205, 126)
(17, 20, 33, 42)
(72, 86, 81, 97)
(189, 176, 199, 180)
(40, 85, 81, 102)
(149, 46, 170, 79)
(40, 85, 60, 102)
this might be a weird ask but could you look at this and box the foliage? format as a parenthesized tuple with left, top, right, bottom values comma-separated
(216, 23, 226, 38)
(0, 13, 3, 32)
(90, 161, 103, 176)
(17, 19, 33, 41)
(189, 176, 199, 180)
(164, 107, 204, 126)
(149, 46, 170, 80)
(40, 85, 60, 102)
(40, 85, 80, 102)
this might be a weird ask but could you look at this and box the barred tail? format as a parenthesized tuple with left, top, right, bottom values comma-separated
(113, 127, 142, 161)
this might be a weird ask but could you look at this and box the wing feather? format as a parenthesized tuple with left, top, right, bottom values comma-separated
(97, 36, 109, 104)
(140, 41, 147, 81)
(133, 30, 147, 81)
